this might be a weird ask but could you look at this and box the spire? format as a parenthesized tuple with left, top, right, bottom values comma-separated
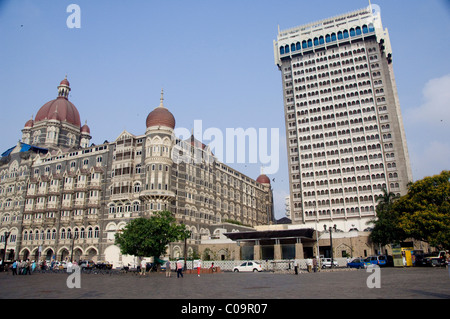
(159, 88, 164, 108)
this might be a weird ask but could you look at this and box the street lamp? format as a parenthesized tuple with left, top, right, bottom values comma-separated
(70, 232, 79, 262)
(324, 224, 337, 268)
(3, 231, 11, 263)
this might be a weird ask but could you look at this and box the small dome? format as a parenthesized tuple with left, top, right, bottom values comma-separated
(146, 107, 175, 129)
(256, 174, 271, 184)
(24, 118, 34, 128)
(145, 89, 175, 129)
(60, 77, 70, 86)
(81, 122, 90, 134)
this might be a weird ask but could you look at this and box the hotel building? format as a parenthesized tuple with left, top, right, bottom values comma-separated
(273, 5, 412, 231)
(0, 78, 274, 265)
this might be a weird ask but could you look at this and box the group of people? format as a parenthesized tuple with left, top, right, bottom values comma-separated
(9, 260, 37, 275)
(164, 259, 208, 278)
(293, 257, 318, 274)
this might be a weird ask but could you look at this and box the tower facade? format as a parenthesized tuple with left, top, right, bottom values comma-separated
(274, 6, 412, 231)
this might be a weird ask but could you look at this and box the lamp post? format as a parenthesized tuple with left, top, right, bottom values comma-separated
(70, 232, 79, 262)
(3, 231, 11, 263)
(324, 224, 336, 268)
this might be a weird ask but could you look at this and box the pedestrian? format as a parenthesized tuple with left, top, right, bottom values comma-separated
(176, 259, 183, 278)
(294, 260, 298, 275)
(140, 259, 146, 276)
(26, 259, 32, 275)
(67, 260, 73, 273)
(197, 260, 202, 277)
(11, 260, 17, 276)
(306, 258, 312, 272)
(165, 260, 171, 277)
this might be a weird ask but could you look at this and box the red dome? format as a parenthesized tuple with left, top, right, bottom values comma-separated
(60, 78, 70, 86)
(35, 97, 81, 127)
(146, 106, 175, 129)
(256, 174, 271, 184)
(81, 122, 90, 134)
(24, 118, 34, 128)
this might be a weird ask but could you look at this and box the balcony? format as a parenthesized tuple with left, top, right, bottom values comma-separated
(139, 190, 175, 201)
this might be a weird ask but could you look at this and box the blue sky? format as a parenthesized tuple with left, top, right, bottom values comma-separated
(0, 0, 449, 219)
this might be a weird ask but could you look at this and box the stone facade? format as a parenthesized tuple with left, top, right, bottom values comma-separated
(0, 80, 274, 267)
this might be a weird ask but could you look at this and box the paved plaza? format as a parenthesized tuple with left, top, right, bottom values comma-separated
(0, 267, 449, 300)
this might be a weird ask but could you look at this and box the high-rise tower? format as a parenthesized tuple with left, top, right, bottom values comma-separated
(274, 5, 412, 231)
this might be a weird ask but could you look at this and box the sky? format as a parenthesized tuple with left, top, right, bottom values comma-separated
(0, 0, 449, 220)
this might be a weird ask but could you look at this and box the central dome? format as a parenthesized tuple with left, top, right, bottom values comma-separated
(146, 90, 175, 129)
(35, 98, 81, 127)
(34, 77, 81, 127)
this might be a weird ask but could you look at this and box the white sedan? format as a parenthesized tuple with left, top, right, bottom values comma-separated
(233, 261, 263, 272)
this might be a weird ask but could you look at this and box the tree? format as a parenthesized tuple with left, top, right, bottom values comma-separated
(369, 171, 450, 250)
(114, 211, 191, 260)
(396, 171, 450, 250)
(369, 187, 405, 246)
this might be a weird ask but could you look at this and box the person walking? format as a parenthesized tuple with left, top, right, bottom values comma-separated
(140, 259, 146, 276)
(197, 260, 202, 277)
(11, 260, 17, 276)
(165, 260, 171, 277)
(294, 260, 298, 275)
(176, 259, 183, 278)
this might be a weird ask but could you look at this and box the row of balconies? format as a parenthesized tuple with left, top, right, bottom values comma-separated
(25, 199, 101, 212)
(22, 214, 100, 226)
(21, 238, 100, 246)
(27, 182, 102, 196)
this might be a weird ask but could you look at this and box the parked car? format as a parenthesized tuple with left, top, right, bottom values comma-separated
(364, 255, 389, 267)
(79, 260, 95, 270)
(55, 261, 67, 269)
(346, 258, 366, 269)
(233, 261, 263, 272)
(321, 258, 339, 268)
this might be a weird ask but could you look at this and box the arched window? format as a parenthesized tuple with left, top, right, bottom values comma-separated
(307, 39, 312, 47)
(362, 25, 368, 33)
(356, 26, 361, 35)
(280, 46, 285, 55)
(325, 34, 331, 43)
(319, 36, 324, 44)
(302, 40, 307, 49)
(314, 37, 319, 46)
(343, 30, 349, 38)
(296, 42, 301, 50)
(291, 43, 296, 52)
(337, 31, 343, 40)
(350, 28, 356, 37)
(285, 45, 289, 53)
(94, 227, 99, 238)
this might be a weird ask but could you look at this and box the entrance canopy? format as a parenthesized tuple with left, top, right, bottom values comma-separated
(224, 228, 317, 245)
